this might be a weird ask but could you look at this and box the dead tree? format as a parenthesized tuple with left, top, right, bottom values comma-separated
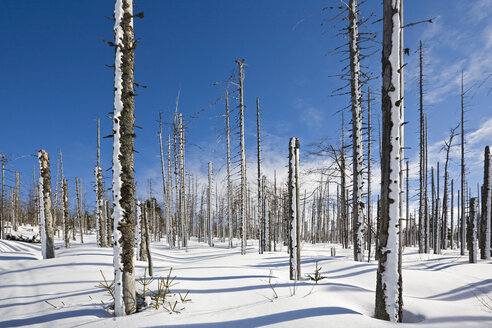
(178, 113, 187, 250)
(256, 97, 264, 254)
(480, 146, 491, 259)
(158, 112, 170, 249)
(367, 87, 373, 261)
(208, 162, 213, 247)
(288, 137, 301, 280)
(418, 40, 425, 254)
(167, 134, 174, 248)
(38, 150, 55, 259)
(460, 71, 466, 256)
(236, 59, 247, 255)
(96, 118, 106, 247)
(375, 0, 402, 322)
(62, 179, 70, 248)
(111, 0, 137, 316)
(226, 90, 233, 249)
(143, 201, 153, 276)
(75, 178, 84, 243)
(468, 197, 478, 263)
(348, 0, 364, 262)
(442, 125, 458, 250)
(450, 179, 454, 249)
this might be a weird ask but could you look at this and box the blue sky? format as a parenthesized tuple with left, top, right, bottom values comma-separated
(1, 1, 491, 210)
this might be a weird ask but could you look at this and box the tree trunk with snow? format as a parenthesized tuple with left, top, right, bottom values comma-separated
(62, 179, 70, 248)
(236, 59, 247, 255)
(288, 137, 301, 281)
(158, 113, 171, 249)
(460, 71, 466, 256)
(208, 162, 213, 247)
(256, 97, 264, 254)
(167, 134, 175, 248)
(143, 202, 153, 276)
(367, 88, 373, 261)
(263, 175, 270, 251)
(348, 0, 364, 263)
(96, 119, 106, 247)
(111, 0, 136, 316)
(38, 150, 55, 259)
(375, 0, 402, 322)
(451, 179, 454, 249)
(226, 90, 233, 249)
(468, 197, 478, 263)
(75, 178, 84, 243)
(106, 199, 113, 246)
(480, 146, 491, 259)
(136, 201, 142, 260)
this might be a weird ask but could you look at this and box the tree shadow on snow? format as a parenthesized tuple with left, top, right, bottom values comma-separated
(428, 278, 492, 301)
(147, 307, 361, 327)
(0, 308, 110, 327)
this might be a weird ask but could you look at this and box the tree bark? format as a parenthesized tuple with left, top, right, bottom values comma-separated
(375, 0, 402, 322)
(288, 137, 301, 280)
(38, 150, 55, 259)
(112, 0, 136, 316)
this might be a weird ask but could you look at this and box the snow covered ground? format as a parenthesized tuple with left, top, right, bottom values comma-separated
(0, 227, 491, 327)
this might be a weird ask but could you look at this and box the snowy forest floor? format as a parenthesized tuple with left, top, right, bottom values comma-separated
(0, 227, 491, 327)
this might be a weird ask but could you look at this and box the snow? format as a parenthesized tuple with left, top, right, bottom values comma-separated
(1, 226, 491, 327)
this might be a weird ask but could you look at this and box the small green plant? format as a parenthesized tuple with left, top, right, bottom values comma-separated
(307, 262, 325, 284)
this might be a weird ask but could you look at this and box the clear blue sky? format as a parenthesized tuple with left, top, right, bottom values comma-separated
(1, 1, 491, 210)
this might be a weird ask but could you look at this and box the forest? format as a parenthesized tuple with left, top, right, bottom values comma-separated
(0, 0, 491, 327)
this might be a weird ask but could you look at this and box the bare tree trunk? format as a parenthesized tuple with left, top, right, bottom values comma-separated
(38, 150, 55, 259)
(450, 179, 454, 249)
(256, 97, 264, 254)
(226, 91, 233, 249)
(375, 0, 402, 322)
(288, 137, 301, 280)
(367, 88, 373, 261)
(63, 179, 70, 248)
(143, 202, 153, 276)
(348, 0, 364, 262)
(75, 178, 84, 243)
(406, 161, 409, 246)
(468, 197, 478, 263)
(106, 199, 112, 247)
(167, 134, 174, 248)
(111, 0, 136, 316)
(208, 162, 213, 247)
(460, 71, 466, 256)
(0, 156, 4, 240)
(179, 114, 187, 251)
(436, 164, 441, 254)
(425, 115, 429, 253)
(158, 113, 170, 248)
(481, 146, 491, 259)
(236, 59, 247, 255)
(96, 118, 106, 247)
